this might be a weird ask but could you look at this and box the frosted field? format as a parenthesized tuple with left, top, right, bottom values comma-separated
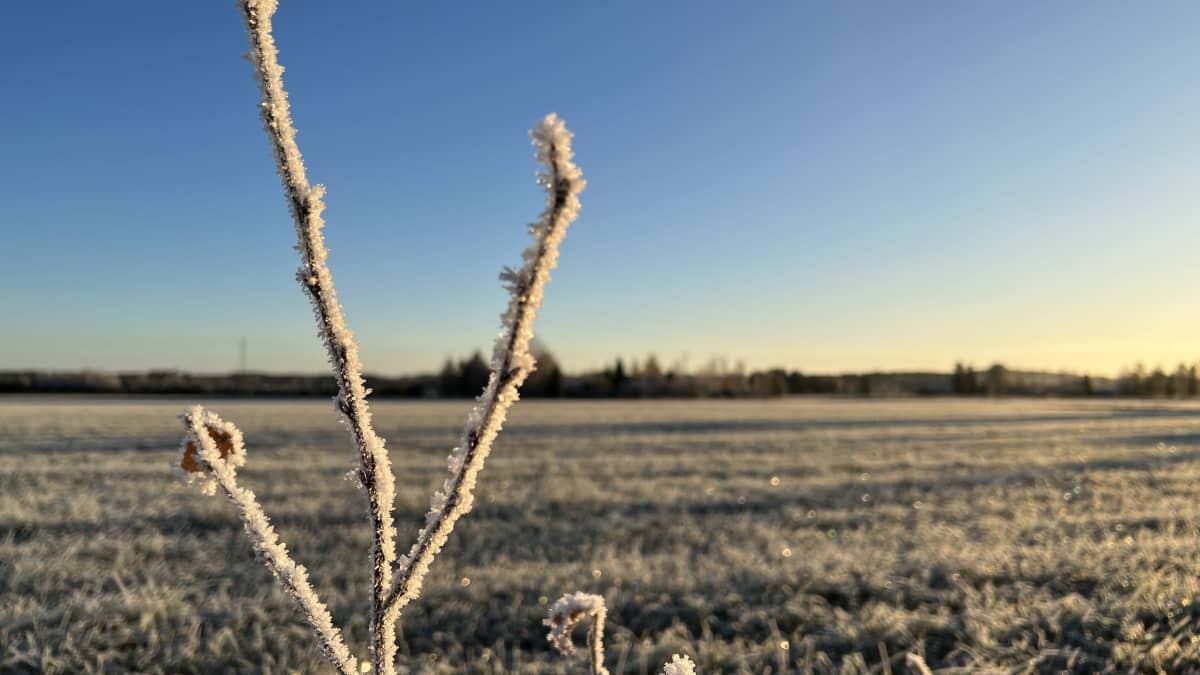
(6, 398, 1200, 673)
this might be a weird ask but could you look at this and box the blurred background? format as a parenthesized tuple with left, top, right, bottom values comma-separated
(6, 3, 1200, 674)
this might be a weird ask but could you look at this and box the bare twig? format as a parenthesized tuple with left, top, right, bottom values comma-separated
(545, 592, 609, 675)
(179, 407, 358, 675)
(906, 652, 935, 675)
(544, 592, 697, 675)
(382, 114, 585, 643)
(237, 1, 397, 671)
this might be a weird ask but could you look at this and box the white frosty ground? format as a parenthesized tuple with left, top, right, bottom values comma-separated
(6, 397, 1200, 672)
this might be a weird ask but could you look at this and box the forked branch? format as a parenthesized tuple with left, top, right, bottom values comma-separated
(179, 2, 587, 674)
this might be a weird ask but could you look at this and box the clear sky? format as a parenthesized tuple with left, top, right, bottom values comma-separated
(2, 2, 1199, 376)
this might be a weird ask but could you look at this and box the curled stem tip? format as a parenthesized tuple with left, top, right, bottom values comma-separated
(177, 407, 359, 674)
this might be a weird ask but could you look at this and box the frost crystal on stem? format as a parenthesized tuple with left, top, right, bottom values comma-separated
(661, 654, 698, 675)
(545, 592, 609, 675)
(179, 407, 359, 675)
(383, 115, 585, 637)
(544, 592, 698, 675)
(238, 0, 397, 671)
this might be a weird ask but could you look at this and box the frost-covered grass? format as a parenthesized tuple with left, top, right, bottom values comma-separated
(7, 396, 1200, 673)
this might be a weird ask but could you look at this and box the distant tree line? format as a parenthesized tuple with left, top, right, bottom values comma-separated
(946, 363, 1098, 397)
(6, 354, 1200, 399)
(437, 349, 564, 398)
(1115, 363, 1200, 398)
(946, 361, 1200, 399)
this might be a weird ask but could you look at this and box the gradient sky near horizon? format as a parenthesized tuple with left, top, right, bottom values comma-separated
(3, 2, 1200, 377)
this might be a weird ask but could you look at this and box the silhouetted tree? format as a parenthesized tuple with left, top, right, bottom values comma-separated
(1126, 363, 1147, 396)
(1173, 363, 1191, 398)
(610, 358, 627, 393)
(524, 347, 564, 397)
(643, 354, 662, 378)
(438, 358, 459, 396)
(458, 351, 489, 397)
(1148, 366, 1168, 398)
(952, 363, 967, 395)
(749, 369, 788, 396)
(985, 364, 1008, 396)
(953, 363, 981, 395)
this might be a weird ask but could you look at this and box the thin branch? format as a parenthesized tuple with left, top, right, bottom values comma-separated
(180, 406, 359, 675)
(382, 115, 585, 640)
(906, 653, 934, 675)
(544, 592, 697, 675)
(544, 592, 609, 675)
(237, 1, 397, 671)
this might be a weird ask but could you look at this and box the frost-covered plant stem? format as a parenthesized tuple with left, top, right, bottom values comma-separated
(906, 653, 934, 675)
(545, 593, 609, 675)
(238, 1, 397, 671)
(195, 3, 584, 673)
(181, 407, 359, 675)
(382, 115, 585, 641)
(545, 592, 696, 675)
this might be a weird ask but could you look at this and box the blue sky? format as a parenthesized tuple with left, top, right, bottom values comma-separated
(2, 2, 1199, 376)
